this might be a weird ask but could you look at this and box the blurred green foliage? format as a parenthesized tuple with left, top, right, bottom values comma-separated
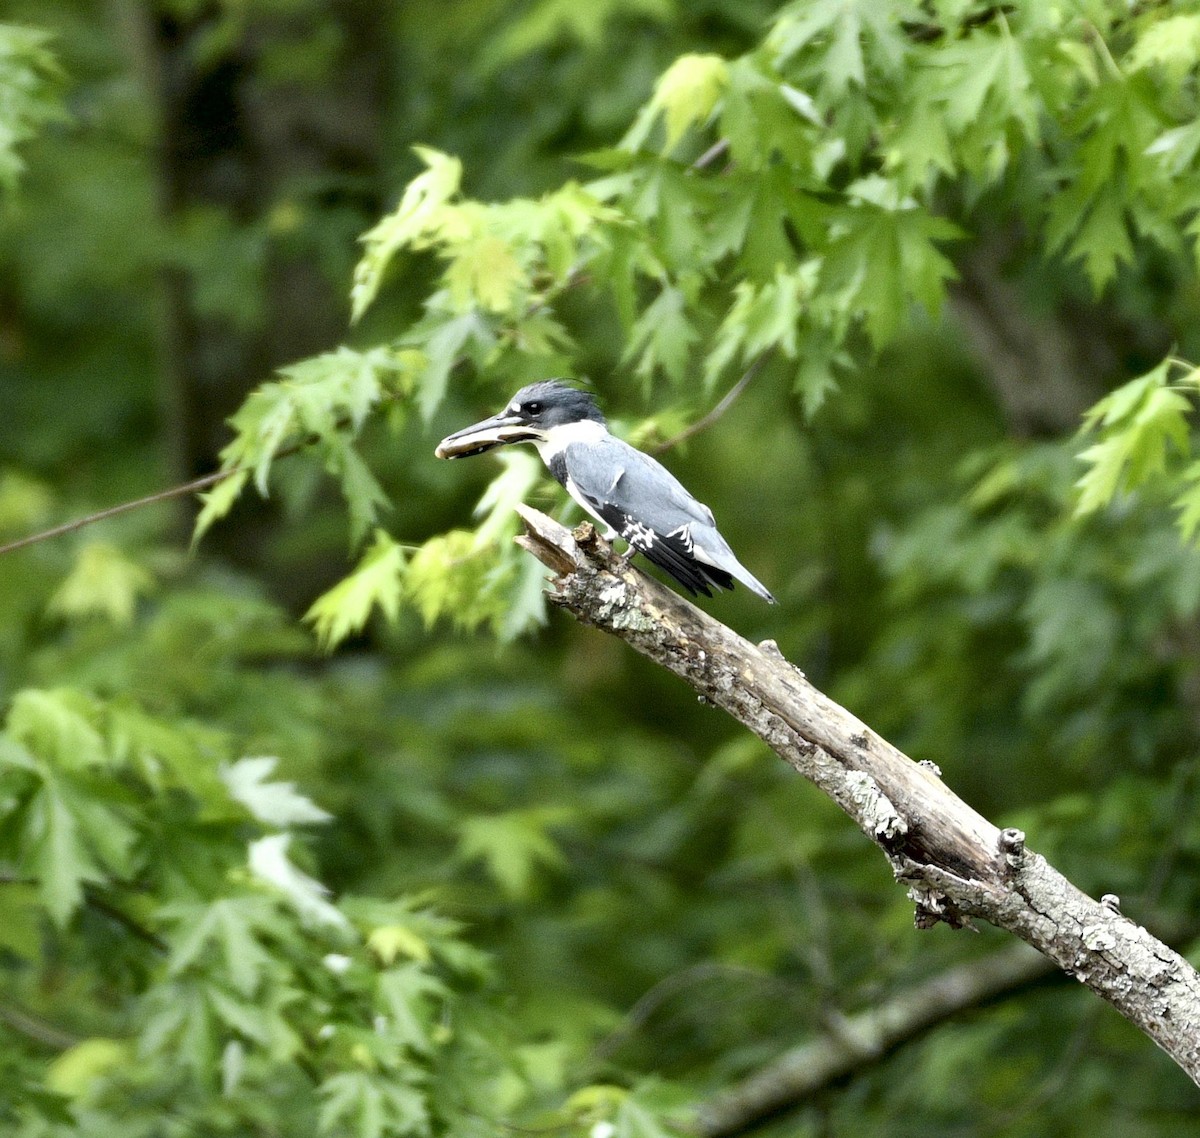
(4, 1, 1200, 1136)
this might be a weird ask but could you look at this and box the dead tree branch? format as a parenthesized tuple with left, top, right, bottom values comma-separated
(514, 505, 1200, 1095)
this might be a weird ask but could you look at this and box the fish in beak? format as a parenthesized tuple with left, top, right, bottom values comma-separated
(434, 411, 544, 459)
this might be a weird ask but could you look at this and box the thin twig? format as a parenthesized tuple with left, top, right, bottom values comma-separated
(692, 138, 731, 171)
(0, 347, 762, 557)
(0, 269, 596, 562)
(85, 888, 169, 952)
(592, 961, 801, 1063)
(0, 468, 233, 558)
(0, 435, 314, 560)
(0, 1001, 80, 1051)
(651, 353, 771, 455)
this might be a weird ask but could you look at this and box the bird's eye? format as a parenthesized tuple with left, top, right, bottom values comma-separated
(525, 401, 543, 415)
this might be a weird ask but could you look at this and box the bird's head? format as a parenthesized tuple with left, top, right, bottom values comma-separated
(435, 380, 604, 459)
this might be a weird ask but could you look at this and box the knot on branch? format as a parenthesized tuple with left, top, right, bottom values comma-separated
(572, 520, 602, 550)
(758, 637, 806, 679)
(998, 827, 1026, 874)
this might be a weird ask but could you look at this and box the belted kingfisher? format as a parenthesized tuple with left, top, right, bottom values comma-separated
(435, 380, 776, 603)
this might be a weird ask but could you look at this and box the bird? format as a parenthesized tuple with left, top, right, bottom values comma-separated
(435, 380, 776, 603)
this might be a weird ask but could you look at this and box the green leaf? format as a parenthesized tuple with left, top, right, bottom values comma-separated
(616, 1096, 676, 1138)
(1126, 15, 1200, 78)
(1074, 188, 1136, 292)
(7, 689, 106, 770)
(457, 809, 567, 899)
(770, 0, 910, 94)
(499, 552, 549, 643)
(207, 984, 273, 1045)
(193, 469, 250, 545)
(719, 61, 818, 174)
(250, 391, 298, 496)
(319, 1072, 380, 1138)
(704, 263, 816, 389)
(1082, 367, 1167, 430)
(472, 450, 544, 547)
(376, 963, 447, 1053)
(106, 704, 220, 797)
(1044, 77, 1160, 292)
(623, 285, 697, 384)
(1075, 363, 1191, 515)
(445, 231, 527, 314)
(332, 443, 392, 549)
(645, 53, 728, 150)
(937, 25, 1037, 139)
(195, 346, 397, 545)
(405, 530, 504, 631)
(415, 309, 491, 423)
(1174, 460, 1200, 544)
(304, 529, 406, 650)
(821, 200, 959, 348)
(45, 1038, 129, 1099)
(1146, 120, 1200, 179)
(1044, 168, 1140, 293)
(368, 924, 431, 966)
(319, 1071, 431, 1138)
(277, 347, 389, 434)
(167, 897, 277, 997)
(25, 776, 103, 926)
(0, 25, 66, 194)
(352, 147, 463, 322)
(138, 981, 215, 1079)
(408, 452, 546, 639)
(886, 99, 955, 190)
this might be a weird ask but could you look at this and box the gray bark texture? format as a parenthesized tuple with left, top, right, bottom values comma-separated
(514, 505, 1200, 1108)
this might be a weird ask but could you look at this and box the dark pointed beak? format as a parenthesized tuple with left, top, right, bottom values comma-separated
(434, 412, 543, 459)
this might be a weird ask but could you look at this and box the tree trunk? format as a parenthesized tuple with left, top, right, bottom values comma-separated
(514, 505, 1200, 1106)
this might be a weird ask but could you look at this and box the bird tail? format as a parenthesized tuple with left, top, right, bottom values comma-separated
(693, 528, 776, 604)
(725, 560, 776, 604)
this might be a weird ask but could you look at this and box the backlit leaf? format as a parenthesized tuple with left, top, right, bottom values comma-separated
(221, 755, 333, 827)
(48, 542, 153, 626)
(247, 834, 349, 930)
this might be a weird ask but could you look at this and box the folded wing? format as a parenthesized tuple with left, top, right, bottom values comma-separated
(560, 435, 775, 602)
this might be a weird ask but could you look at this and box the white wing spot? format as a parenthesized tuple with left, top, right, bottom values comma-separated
(668, 524, 694, 555)
(621, 520, 657, 550)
